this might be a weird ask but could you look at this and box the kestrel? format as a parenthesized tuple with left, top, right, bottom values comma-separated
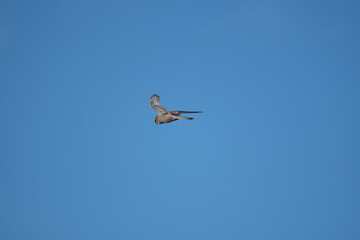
(150, 94, 203, 125)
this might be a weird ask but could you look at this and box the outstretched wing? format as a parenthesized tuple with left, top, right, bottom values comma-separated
(169, 110, 203, 115)
(150, 94, 169, 115)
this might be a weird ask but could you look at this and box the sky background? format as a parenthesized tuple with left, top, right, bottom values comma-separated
(1, 0, 360, 239)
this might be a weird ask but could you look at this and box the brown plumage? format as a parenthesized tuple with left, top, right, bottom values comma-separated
(150, 94, 203, 125)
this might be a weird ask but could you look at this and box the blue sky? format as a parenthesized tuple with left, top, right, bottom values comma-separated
(1, 0, 360, 239)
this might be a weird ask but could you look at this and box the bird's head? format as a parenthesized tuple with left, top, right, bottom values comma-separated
(154, 116, 159, 125)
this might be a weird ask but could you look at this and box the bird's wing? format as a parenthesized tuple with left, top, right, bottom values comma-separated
(150, 94, 169, 115)
(169, 110, 203, 115)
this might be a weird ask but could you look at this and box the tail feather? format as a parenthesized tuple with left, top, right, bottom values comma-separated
(176, 116, 194, 120)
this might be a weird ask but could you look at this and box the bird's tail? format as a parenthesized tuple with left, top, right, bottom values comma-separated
(176, 116, 194, 120)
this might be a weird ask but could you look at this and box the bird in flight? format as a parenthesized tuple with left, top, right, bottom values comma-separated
(150, 94, 203, 125)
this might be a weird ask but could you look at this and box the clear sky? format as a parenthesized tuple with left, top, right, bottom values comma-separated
(1, 0, 360, 239)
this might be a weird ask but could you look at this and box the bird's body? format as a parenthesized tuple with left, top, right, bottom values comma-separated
(150, 94, 202, 125)
(155, 114, 177, 124)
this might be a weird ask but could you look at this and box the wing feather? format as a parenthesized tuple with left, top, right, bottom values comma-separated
(169, 111, 203, 115)
(150, 94, 168, 115)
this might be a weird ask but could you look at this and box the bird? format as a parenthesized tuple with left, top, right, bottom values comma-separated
(150, 94, 203, 125)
